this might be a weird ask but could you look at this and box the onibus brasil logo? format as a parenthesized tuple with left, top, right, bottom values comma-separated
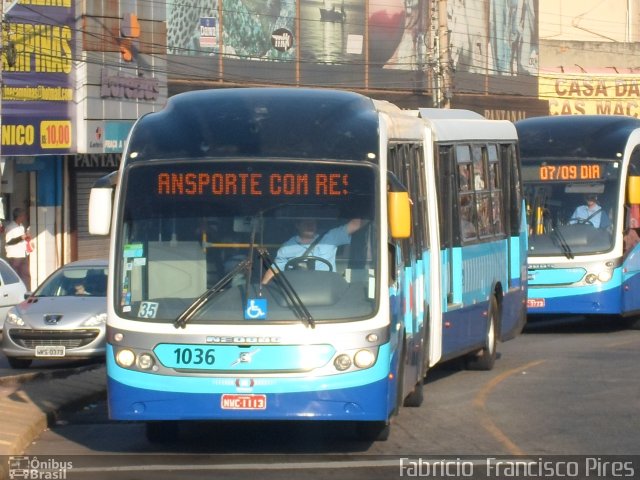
(8, 456, 73, 479)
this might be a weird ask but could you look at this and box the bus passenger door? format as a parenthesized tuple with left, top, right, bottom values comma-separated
(623, 160, 640, 313)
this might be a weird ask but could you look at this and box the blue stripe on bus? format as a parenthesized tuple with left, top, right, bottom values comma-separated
(154, 343, 336, 371)
(527, 281, 623, 314)
(107, 375, 391, 421)
(107, 344, 394, 421)
(528, 267, 587, 285)
(107, 343, 392, 394)
(452, 239, 509, 306)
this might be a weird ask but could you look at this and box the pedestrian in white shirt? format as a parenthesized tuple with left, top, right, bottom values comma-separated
(4, 207, 32, 288)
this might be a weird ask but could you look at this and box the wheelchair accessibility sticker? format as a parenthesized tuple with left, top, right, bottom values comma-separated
(245, 298, 267, 320)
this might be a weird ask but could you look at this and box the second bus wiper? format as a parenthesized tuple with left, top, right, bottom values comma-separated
(174, 258, 252, 329)
(551, 227, 574, 259)
(257, 248, 315, 329)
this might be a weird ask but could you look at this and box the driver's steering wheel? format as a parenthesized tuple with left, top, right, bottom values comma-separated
(574, 219, 594, 226)
(284, 256, 333, 271)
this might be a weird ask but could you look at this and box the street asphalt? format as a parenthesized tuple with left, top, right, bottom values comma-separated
(0, 363, 106, 477)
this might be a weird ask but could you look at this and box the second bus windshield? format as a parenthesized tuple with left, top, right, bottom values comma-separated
(523, 160, 620, 256)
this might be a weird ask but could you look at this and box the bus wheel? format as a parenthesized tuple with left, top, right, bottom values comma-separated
(466, 297, 498, 371)
(146, 421, 179, 444)
(356, 421, 390, 442)
(403, 379, 424, 407)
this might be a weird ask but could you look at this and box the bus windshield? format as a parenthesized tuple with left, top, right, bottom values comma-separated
(116, 159, 378, 324)
(522, 160, 620, 256)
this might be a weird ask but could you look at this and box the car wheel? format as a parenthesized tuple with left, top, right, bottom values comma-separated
(7, 357, 33, 369)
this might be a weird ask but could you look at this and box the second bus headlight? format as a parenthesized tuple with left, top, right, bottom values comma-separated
(354, 349, 376, 368)
(334, 354, 352, 371)
(137, 353, 155, 370)
(598, 270, 613, 283)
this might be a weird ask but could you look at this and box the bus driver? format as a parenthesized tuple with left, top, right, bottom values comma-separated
(261, 218, 367, 284)
(569, 194, 610, 228)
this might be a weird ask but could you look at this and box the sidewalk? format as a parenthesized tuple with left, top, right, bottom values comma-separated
(0, 364, 106, 458)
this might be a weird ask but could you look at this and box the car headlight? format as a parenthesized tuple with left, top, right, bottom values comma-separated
(83, 313, 107, 327)
(5, 312, 24, 326)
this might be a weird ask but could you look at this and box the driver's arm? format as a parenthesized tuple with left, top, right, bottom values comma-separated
(345, 218, 369, 235)
(261, 246, 288, 285)
(261, 267, 275, 285)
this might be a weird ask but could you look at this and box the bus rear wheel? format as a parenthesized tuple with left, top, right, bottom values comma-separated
(466, 296, 498, 371)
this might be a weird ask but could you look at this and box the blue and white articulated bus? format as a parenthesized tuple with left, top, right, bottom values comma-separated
(89, 88, 526, 442)
(418, 108, 528, 358)
(517, 115, 640, 326)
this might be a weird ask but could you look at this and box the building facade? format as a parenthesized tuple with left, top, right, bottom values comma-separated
(1, 0, 639, 285)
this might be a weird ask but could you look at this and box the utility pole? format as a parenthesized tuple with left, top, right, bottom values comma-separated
(437, 0, 452, 108)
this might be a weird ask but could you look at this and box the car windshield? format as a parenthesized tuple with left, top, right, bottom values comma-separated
(35, 266, 108, 298)
(116, 159, 378, 324)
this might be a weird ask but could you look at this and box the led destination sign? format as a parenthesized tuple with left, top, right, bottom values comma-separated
(157, 172, 351, 197)
(538, 164, 602, 181)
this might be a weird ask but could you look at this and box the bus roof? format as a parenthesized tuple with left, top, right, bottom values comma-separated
(418, 108, 485, 120)
(125, 88, 418, 164)
(417, 111, 517, 143)
(516, 115, 640, 161)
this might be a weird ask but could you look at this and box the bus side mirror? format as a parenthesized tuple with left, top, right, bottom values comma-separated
(388, 191, 411, 239)
(628, 176, 640, 204)
(89, 188, 113, 235)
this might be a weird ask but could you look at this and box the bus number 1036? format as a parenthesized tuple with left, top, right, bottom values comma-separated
(174, 347, 216, 366)
(539, 164, 601, 181)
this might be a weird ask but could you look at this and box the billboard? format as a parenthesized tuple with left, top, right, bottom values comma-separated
(165, 0, 539, 98)
(1, 0, 75, 155)
(540, 71, 640, 117)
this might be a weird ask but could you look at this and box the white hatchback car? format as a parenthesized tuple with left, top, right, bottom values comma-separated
(1, 259, 107, 369)
(0, 257, 28, 333)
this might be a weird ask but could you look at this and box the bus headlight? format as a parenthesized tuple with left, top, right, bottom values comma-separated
(585, 274, 597, 284)
(116, 349, 136, 368)
(334, 354, 352, 371)
(137, 353, 155, 370)
(354, 349, 376, 368)
(598, 270, 613, 283)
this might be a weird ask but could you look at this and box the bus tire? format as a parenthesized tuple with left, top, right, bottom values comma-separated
(466, 296, 498, 371)
(146, 421, 179, 444)
(403, 379, 424, 407)
(356, 421, 390, 442)
(403, 307, 429, 408)
(393, 338, 406, 415)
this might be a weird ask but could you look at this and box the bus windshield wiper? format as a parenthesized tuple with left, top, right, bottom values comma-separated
(174, 259, 251, 329)
(174, 241, 315, 330)
(551, 227, 574, 259)
(257, 247, 315, 329)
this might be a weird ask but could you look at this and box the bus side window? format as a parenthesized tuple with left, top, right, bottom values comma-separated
(460, 194, 477, 240)
(459, 163, 471, 191)
(472, 145, 486, 190)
